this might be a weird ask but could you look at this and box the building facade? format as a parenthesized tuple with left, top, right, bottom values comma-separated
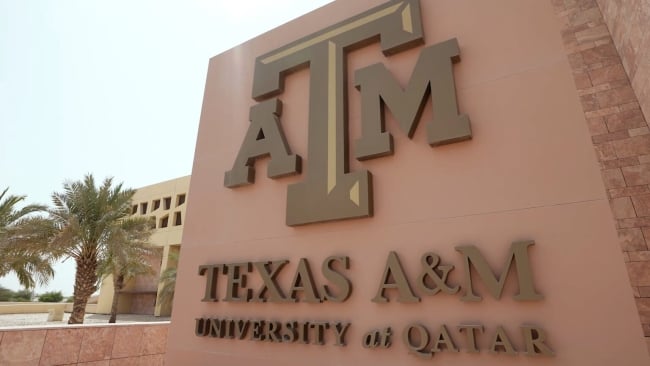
(96, 175, 189, 317)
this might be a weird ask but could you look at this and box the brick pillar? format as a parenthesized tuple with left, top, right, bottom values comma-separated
(596, 0, 650, 121)
(551, 0, 650, 349)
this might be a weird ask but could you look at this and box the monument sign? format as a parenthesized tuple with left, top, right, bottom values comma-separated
(166, 1, 650, 365)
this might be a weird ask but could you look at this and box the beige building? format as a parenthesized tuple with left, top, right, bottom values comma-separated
(96, 175, 190, 317)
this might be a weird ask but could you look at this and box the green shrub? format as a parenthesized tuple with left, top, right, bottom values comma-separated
(11, 289, 33, 302)
(0, 286, 13, 301)
(39, 291, 63, 302)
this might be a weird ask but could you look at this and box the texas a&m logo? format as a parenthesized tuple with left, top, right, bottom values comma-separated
(224, 0, 471, 226)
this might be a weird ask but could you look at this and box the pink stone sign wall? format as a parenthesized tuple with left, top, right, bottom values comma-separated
(0, 323, 167, 365)
(167, 0, 650, 364)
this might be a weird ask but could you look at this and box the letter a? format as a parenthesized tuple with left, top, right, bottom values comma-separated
(372, 251, 420, 303)
(224, 98, 301, 187)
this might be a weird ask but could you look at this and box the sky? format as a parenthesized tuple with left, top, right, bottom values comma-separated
(0, 0, 332, 295)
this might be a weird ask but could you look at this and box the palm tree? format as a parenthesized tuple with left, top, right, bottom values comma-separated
(98, 216, 155, 323)
(48, 175, 138, 324)
(0, 188, 54, 288)
(157, 249, 179, 311)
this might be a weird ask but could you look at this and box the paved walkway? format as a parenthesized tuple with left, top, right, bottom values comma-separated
(0, 313, 170, 328)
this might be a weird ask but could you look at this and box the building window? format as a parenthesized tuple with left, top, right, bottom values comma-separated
(163, 197, 172, 210)
(176, 194, 186, 207)
(132, 205, 138, 215)
(174, 211, 182, 226)
(149, 216, 156, 229)
(160, 215, 169, 228)
(140, 202, 148, 214)
(152, 199, 161, 211)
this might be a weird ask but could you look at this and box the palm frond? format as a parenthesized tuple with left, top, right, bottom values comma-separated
(0, 188, 53, 288)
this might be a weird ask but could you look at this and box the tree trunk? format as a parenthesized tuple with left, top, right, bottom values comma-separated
(68, 253, 98, 324)
(109, 274, 124, 323)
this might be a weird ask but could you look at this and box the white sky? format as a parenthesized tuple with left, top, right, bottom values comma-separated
(0, 0, 332, 295)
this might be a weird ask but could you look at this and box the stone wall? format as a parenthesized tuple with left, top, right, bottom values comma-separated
(130, 294, 157, 315)
(552, 0, 650, 350)
(133, 251, 162, 293)
(0, 322, 167, 365)
(596, 0, 650, 122)
(0, 303, 68, 315)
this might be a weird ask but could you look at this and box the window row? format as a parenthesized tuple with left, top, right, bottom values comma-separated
(132, 193, 186, 215)
(147, 211, 183, 229)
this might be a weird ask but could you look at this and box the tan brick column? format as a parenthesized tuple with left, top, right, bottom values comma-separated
(551, 0, 650, 348)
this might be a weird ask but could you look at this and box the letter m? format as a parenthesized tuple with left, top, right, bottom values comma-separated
(354, 38, 471, 160)
(456, 241, 543, 302)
